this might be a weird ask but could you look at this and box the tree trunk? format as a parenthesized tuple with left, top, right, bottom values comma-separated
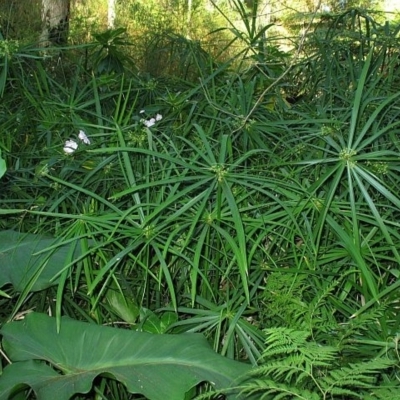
(40, 0, 70, 46)
(108, 0, 116, 29)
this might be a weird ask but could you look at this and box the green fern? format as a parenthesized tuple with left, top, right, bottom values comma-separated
(321, 358, 396, 397)
(252, 268, 400, 399)
(262, 272, 341, 343)
(364, 387, 400, 399)
(239, 327, 399, 399)
(262, 272, 309, 329)
(241, 379, 319, 400)
(262, 270, 395, 355)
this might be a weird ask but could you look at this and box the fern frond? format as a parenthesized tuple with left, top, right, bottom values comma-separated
(339, 304, 387, 344)
(299, 342, 337, 366)
(240, 378, 320, 400)
(250, 362, 311, 383)
(321, 358, 396, 395)
(307, 279, 339, 320)
(262, 327, 337, 367)
(326, 387, 364, 398)
(244, 326, 398, 399)
(364, 386, 400, 399)
(263, 328, 310, 357)
(262, 272, 309, 330)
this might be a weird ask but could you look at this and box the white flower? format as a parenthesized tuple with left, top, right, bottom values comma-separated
(155, 113, 162, 121)
(143, 118, 156, 128)
(63, 139, 78, 154)
(139, 109, 145, 114)
(78, 130, 91, 144)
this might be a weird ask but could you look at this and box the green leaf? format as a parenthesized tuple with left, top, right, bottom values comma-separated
(105, 286, 140, 324)
(0, 230, 86, 292)
(0, 313, 251, 400)
(0, 149, 6, 179)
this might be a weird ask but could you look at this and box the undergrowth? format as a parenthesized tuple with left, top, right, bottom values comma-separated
(1, 2, 400, 399)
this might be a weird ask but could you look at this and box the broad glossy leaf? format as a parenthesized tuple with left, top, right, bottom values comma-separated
(0, 230, 83, 292)
(0, 312, 250, 400)
(105, 286, 140, 324)
(0, 149, 6, 179)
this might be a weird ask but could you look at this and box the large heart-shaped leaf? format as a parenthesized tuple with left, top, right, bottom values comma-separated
(0, 313, 251, 400)
(0, 150, 6, 179)
(0, 230, 84, 292)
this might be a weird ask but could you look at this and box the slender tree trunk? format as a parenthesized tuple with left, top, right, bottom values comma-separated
(40, 0, 70, 46)
(186, 0, 192, 38)
(108, 0, 116, 29)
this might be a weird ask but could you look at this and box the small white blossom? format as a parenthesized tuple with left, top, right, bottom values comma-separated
(63, 139, 78, 154)
(139, 109, 145, 114)
(155, 113, 162, 121)
(143, 118, 156, 128)
(78, 130, 91, 144)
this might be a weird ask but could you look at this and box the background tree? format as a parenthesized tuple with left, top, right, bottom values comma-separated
(40, 0, 70, 46)
(108, 0, 116, 28)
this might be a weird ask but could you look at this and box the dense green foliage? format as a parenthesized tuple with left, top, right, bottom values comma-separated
(1, 1, 400, 399)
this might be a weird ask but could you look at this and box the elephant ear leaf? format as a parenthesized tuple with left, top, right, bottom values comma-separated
(0, 230, 85, 292)
(0, 149, 6, 179)
(0, 313, 251, 400)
